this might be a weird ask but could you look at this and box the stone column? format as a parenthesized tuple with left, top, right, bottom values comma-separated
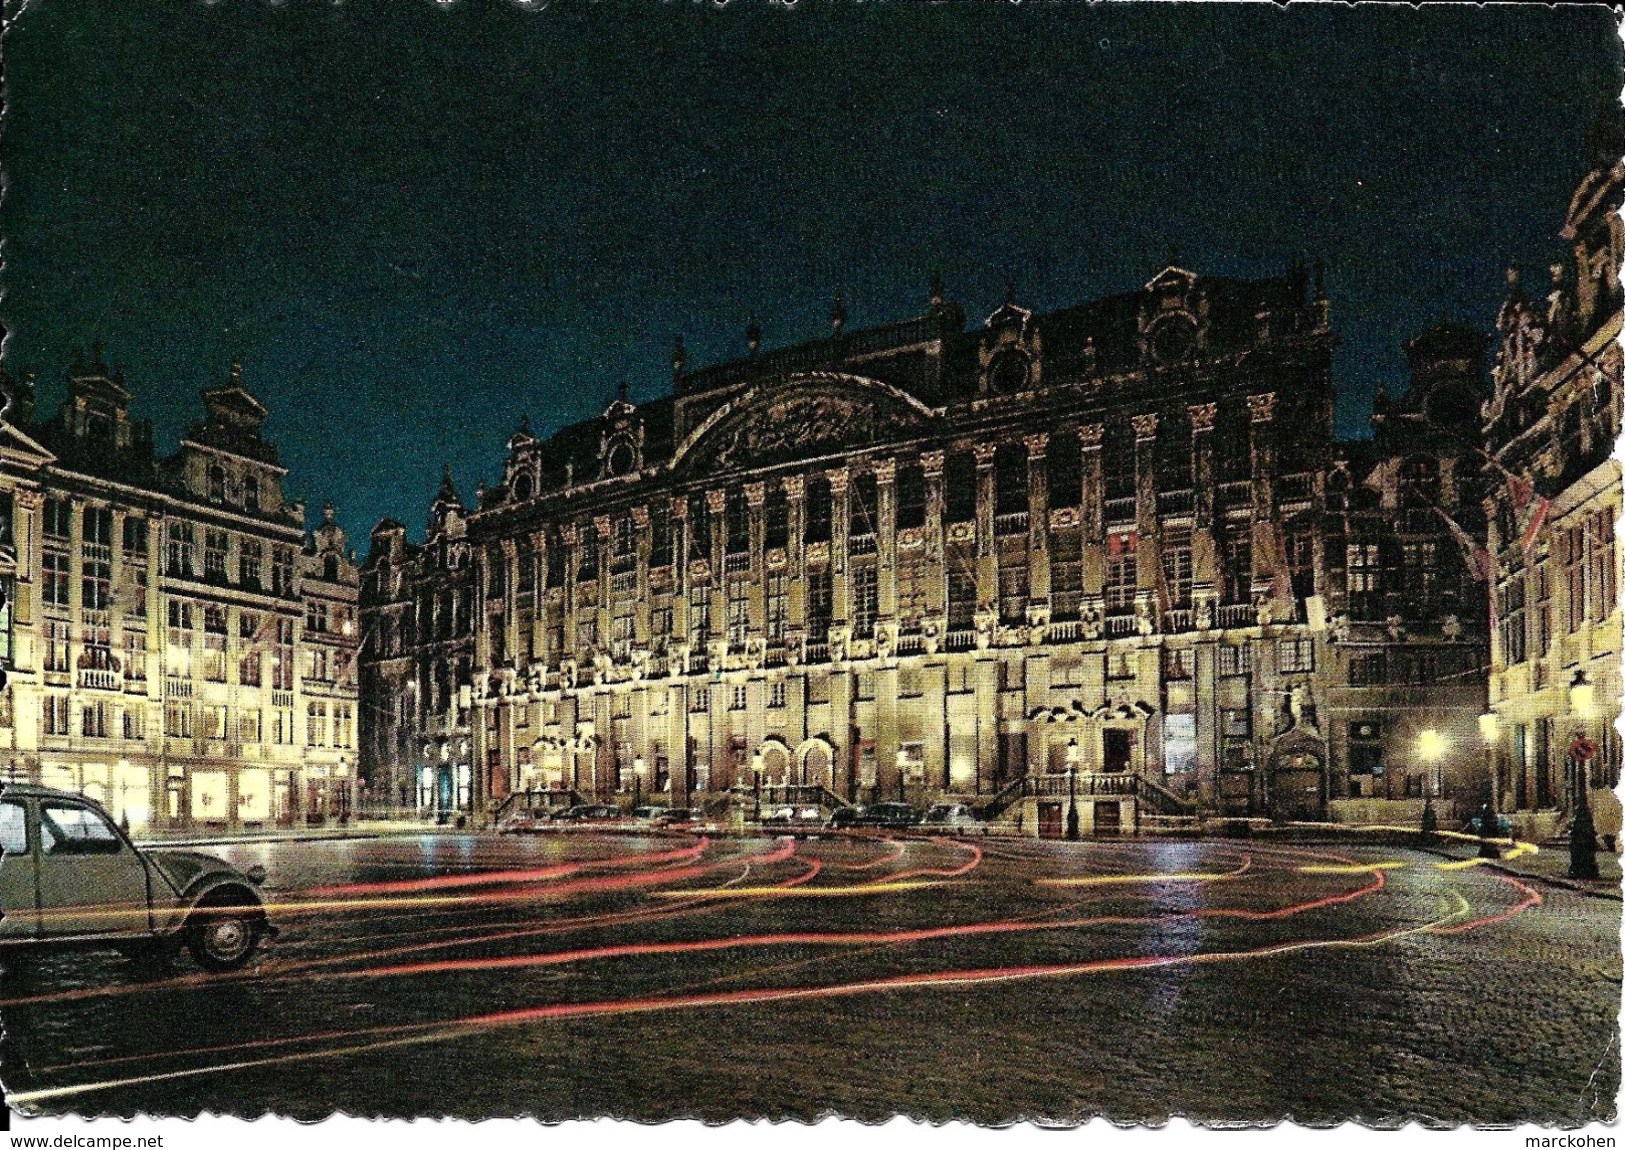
(502, 539, 521, 664)
(593, 515, 614, 657)
(1025, 432, 1051, 608)
(921, 451, 947, 625)
(561, 523, 580, 660)
(784, 475, 806, 634)
(631, 506, 652, 650)
(973, 443, 998, 610)
(705, 489, 728, 645)
(670, 496, 689, 643)
(1079, 424, 1105, 599)
(828, 468, 850, 627)
(1133, 414, 1160, 606)
(745, 482, 767, 640)
(874, 459, 898, 624)
(1247, 392, 1279, 600)
(1189, 402, 1219, 622)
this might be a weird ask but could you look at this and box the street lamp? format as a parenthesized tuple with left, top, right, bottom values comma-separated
(1477, 712, 1501, 859)
(751, 750, 765, 824)
(1065, 736, 1081, 842)
(1416, 728, 1448, 835)
(632, 756, 647, 810)
(1568, 669, 1600, 880)
(896, 750, 909, 804)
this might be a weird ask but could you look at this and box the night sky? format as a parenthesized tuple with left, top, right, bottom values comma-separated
(1, 1, 1619, 548)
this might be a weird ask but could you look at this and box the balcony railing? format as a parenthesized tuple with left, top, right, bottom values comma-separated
(1216, 602, 1255, 629)
(1163, 608, 1193, 633)
(894, 633, 924, 656)
(165, 677, 193, 699)
(1048, 619, 1082, 643)
(944, 630, 977, 652)
(803, 642, 830, 664)
(1104, 613, 1137, 637)
(1218, 480, 1253, 506)
(849, 533, 878, 556)
(1104, 496, 1137, 525)
(1027, 772, 1141, 798)
(79, 668, 122, 692)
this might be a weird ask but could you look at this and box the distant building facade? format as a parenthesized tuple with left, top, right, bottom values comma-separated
(0, 355, 359, 831)
(359, 262, 1499, 832)
(1483, 122, 1624, 832)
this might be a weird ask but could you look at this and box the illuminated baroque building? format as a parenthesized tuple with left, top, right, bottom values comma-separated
(1483, 116, 1624, 835)
(0, 354, 360, 831)
(360, 263, 1496, 832)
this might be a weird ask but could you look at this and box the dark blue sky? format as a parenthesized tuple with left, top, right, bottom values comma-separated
(2, 1, 1619, 547)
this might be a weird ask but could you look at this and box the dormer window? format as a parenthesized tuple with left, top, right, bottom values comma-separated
(208, 464, 226, 503)
(605, 440, 637, 478)
(988, 350, 1031, 394)
(512, 472, 533, 502)
(243, 476, 260, 513)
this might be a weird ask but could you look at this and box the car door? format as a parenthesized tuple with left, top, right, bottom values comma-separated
(36, 799, 152, 938)
(0, 797, 38, 938)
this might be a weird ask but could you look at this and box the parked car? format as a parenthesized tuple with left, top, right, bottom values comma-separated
(866, 802, 923, 828)
(923, 802, 979, 830)
(825, 805, 868, 829)
(651, 808, 698, 828)
(0, 784, 275, 972)
(496, 808, 546, 834)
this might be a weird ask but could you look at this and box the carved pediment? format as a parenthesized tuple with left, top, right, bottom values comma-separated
(672, 372, 940, 475)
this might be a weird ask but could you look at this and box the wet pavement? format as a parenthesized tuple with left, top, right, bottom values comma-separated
(0, 831, 1617, 1125)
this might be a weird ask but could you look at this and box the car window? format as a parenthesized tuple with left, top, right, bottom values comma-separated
(0, 801, 26, 856)
(39, 802, 123, 856)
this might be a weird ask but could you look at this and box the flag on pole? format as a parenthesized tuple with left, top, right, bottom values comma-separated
(1518, 494, 1552, 554)
(1434, 507, 1494, 584)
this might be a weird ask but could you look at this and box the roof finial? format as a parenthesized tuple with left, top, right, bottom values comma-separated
(1004, 275, 1016, 306)
(831, 288, 846, 335)
(91, 340, 107, 373)
(519, 412, 530, 433)
(1313, 256, 1326, 301)
(229, 361, 242, 387)
(1505, 263, 1523, 301)
(617, 380, 629, 403)
(929, 267, 945, 309)
(672, 333, 686, 377)
(746, 314, 761, 356)
(323, 500, 335, 524)
(1166, 242, 1181, 268)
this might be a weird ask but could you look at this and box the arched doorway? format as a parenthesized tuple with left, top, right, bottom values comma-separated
(1268, 734, 1326, 821)
(798, 738, 834, 789)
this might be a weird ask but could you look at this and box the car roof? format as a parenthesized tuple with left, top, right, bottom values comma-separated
(0, 783, 88, 801)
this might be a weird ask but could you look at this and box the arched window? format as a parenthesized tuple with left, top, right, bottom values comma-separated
(512, 471, 533, 502)
(207, 465, 226, 503)
(243, 476, 260, 512)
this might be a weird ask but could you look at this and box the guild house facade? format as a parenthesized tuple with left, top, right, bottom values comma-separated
(1482, 118, 1624, 836)
(361, 264, 1494, 833)
(0, 355, 360, 832)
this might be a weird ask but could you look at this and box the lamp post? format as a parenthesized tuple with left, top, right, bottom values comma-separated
(1416, 729, 1447, 836)
(751, 750, 765, 825)
(632, 755, 646, 810)
(896, 750, 908, 804)
(1568, 669, 1600, 881)
(1477, 712, 1501, 859)
(1065, 736, 1081, 842)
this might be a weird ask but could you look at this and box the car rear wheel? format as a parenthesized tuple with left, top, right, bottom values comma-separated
(186, 904, 263, 972)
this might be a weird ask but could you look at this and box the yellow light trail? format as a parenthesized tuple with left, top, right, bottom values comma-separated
(1036, 855, 1253, 886)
